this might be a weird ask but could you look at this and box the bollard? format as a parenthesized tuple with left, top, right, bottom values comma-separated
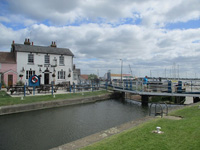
(126, 80, 128, 90)
(51, 84, 54, 95)
(69, 85, 72, 93)
(24, 85, 26, 97)
(92, 81, 94, 92)
(168, 81, 172, 93)
(177, 81, 182, 93)
(73, 82, 75, 93)
(33, 86, 35, 95)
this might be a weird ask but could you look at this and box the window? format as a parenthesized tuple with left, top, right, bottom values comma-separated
(58, 70, 65, 79)
(59, 55, 64, 65)
(26, 70, 35, 79)
(44, 54, 50, 64)
(73, 73, 77, 80)
(28, 53, 34, 63)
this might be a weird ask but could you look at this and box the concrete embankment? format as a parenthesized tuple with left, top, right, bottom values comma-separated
(0, 93, 112, 115)
(50, 116, 154, 150)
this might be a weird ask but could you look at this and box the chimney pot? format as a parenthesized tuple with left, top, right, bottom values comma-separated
(24, 38, 30, 45)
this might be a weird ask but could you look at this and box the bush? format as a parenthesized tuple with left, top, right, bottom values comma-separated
(16, 80, 24, 86)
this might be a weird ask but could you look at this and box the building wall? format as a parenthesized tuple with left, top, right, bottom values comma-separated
(0, 63, 17, 86)
(0, 63, 16, 72)
(3, 71, 18, 86)
(16, 52, 74, 85)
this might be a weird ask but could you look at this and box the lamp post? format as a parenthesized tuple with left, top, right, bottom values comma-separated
(120, 59, 123, 82)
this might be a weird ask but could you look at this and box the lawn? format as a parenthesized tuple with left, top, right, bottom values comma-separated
(82, 104, 200, 150)
(0, 90, 109, 106)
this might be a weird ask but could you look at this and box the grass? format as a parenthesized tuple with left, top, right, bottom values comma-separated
(0, 90, 109, 106)
(82, 104, 200, 150)
(150, 96, 185, 104)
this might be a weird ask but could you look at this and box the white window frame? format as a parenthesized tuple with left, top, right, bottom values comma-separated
(28, 53, 34, 63)
(26, 70, 35, 79)
(44, 54, 50, 64)
(58, 70, 66, 79)
(59, 55, 64, 65)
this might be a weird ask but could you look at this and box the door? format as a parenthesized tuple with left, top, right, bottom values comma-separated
(44, 73, 49, 85)
(8, 75, 13, 87)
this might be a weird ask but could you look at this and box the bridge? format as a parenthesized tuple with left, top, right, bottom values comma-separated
(110, 79, 200, 106)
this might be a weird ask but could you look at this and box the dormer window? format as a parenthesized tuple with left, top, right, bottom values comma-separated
(44, 54, 50, 64)
(28, 53, 34, 63)
(59, 55, 64, 65)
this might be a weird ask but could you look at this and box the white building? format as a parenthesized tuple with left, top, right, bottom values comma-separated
(11, 39, 74, 85)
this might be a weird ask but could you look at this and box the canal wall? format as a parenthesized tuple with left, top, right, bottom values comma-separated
(0, 93, 112, 115)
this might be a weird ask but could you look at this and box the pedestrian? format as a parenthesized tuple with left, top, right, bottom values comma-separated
(143, 76, 148, 91)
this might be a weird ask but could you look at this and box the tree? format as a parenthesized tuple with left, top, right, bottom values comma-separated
(88, 74, 99, 84)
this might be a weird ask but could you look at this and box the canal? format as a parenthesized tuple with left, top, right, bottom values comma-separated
(0, 99, 149, 150)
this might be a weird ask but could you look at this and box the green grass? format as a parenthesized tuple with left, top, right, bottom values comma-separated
(82, 104, 200, 150)
(0, 90, 109, 106)
(150, 96, 185, 104)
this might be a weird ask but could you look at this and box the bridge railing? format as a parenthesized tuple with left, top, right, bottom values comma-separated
(111, 80, 200, 94)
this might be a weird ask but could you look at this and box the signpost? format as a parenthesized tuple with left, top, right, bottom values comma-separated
(29, 75, 40, 95)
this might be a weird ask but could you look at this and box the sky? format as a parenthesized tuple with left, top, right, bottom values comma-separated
(0, 0, 200, 78)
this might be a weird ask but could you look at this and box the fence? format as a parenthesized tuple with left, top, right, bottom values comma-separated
(112, 79, 200, 94)
(6, 82, 108, 96)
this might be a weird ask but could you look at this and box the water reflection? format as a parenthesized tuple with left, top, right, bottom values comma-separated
(0, 99, 149, 150)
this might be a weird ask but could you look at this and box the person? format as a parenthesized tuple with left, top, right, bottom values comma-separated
(143, 76, 148, 91)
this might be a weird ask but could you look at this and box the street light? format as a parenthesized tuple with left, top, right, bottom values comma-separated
(120, 59, 123, 82)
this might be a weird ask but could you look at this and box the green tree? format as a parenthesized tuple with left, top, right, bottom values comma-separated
(88, 74, 99, 84)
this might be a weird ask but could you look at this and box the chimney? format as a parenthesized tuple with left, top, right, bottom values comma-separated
(12, 40, 15, 44)
(51, 41, 57, 48)
(24, 38, 31, 45)
(32, 42, 33, 45)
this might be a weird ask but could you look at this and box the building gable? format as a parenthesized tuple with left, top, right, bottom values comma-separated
(3, 69, 18, 75)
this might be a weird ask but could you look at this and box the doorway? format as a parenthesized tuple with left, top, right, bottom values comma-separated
(8, 75, 13, 87)
(44, 73, 49, 85)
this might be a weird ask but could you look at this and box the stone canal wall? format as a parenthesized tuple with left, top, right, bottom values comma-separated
(0, 94, 112, 115)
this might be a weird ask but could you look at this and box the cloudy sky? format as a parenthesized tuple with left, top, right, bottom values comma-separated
(0, 0, 200, 78)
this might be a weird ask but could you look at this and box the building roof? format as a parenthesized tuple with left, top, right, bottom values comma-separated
(111, 74, 133, 77)
(80, 74, 89, 80)
(12, 44, 74, 56)
(0, 52, 16, 64)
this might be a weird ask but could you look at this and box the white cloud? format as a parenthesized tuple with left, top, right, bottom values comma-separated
(3, 0, 199, 27)
(1, 22, 200, 77)
(1, 0, 200, 77)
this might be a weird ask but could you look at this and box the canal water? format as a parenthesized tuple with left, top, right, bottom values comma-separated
(0, 99, 149, 150)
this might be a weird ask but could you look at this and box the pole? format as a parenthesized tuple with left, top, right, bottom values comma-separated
(51, 84, 53, 96)
(24, 85, 26, 97)
(120, 59, 123, 82)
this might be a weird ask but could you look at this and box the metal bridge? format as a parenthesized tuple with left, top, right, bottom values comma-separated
(110, 79, 200, 106)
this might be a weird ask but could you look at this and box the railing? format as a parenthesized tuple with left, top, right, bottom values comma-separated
(7, 82, 108, 96)
(111, 80, 200, 94)
(149, 102, 168, 117)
